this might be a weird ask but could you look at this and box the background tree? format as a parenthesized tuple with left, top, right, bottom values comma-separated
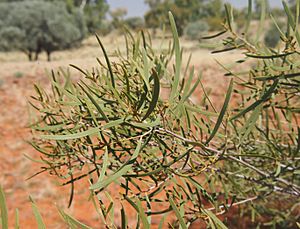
(200, 0, 224, 30)
(289, 0, 296, 6)
(264, 23, 283, 47)
(110, 7, 128, 30)
(56, 0, 109, 33)
(198, 0, 223, 18)
(288, 0, 299, 21)
(254, 0, 270, 18)
(0, 1, 87, 61)
(144, 0, 161, 8)
(144, 1, 170, 36)
(2, 0, 109, 33)
(144, 0, 200, 36)
(124, 17, 145, 31)
(184, 20, 209, 40)
(81, 0, 109, 33)
(144, 0, 224, 35)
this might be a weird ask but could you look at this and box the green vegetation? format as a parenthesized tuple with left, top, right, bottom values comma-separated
(0, 1, 87, 61)
(145, 0, 211, 34)
(110, 7, 128, 30)
(144, 0, 214, 36)
(0, 0, 109, 33)
(264, 21, 284, 47)
(125, 17, 145, 31)
(184, 20, 209, 40)
(0, 0, 296, 60)
(67, 0, 109, 33)
(23, 1, 300, 227)
(0, 0, 299, 228)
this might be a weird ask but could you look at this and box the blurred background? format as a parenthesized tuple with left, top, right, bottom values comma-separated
(0, 0, 296, 62)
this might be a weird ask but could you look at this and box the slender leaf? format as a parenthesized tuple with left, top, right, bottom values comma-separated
(245, 0, 253, 34)
(79, 83, 109, 123)
(231, 80, 278, 120)
(70, 64, 88, 77)
(58, 208, 93, 229)
(0, 186, 8, 229)
(90, 139, 142, 190)
(121, 206, 128, 229)
(142, 70, 160, 121)
(158, 215, 167, 229)
(40, 118, 124, 140)
(169, 197, 187, 229)
(95, 34, 115, 88)
(169, 12, 181, 101)
(136, 199, 150, 229)
(203, 209, 228, 229)
(255, 0, 266, 42)
(206, 78, 233, 144)
(14, 209, 19, 229)
(224, 4, 234, 32)
(30, 197, 46, 229)
(282, 0, 300, 45)
(201, 30, 227, 39)
(246, 52, 294, 59)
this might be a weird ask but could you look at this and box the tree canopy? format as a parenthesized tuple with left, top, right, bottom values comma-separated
(0, 1, 87, 60)
(0, 0, 109, 30)
(144, 0, 223, 35)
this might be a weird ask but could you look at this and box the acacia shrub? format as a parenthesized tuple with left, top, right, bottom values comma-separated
(15, 1, 300, 228)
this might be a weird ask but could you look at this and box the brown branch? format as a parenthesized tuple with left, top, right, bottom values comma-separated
(155, 127, 300, 196)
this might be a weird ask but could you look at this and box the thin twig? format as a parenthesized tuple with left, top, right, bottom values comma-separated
(206, 195, 259, 215)
(155, 127, 300, 196)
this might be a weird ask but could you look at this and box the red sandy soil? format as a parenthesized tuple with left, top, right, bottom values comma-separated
(0, 69, 94, 228)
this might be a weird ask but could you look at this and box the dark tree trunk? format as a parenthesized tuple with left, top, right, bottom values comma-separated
(152, 28, 157, 38)
(28, 52, 32, 61)
(34, 51, 39, 61)
(47, 51, 51, 61)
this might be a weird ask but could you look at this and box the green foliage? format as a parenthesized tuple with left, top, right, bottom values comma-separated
(144, 0, 202, 35)
(199, 0, 223, 19)
(30, 197, 46, 229)
(254, 0, 270, 19)
(184, 20, 209, 40)
(205, 16, 224, 31)
(264, 22, 284, 47)
(96, 20, 113, 36)
(110, 7, 128, 30)
(144, 0, 225, 35)
(125, 17, 145, 31)
(0, 27, 25, 51)
(0, 0, 109, 33)
(27, 1, 300, 228)
(81, 0, 109, 33)
(144, 2, 169, 34)
(0, 1, 87, 61)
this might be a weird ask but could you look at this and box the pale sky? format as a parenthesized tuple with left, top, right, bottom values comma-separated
(106, 0, 283, 18)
